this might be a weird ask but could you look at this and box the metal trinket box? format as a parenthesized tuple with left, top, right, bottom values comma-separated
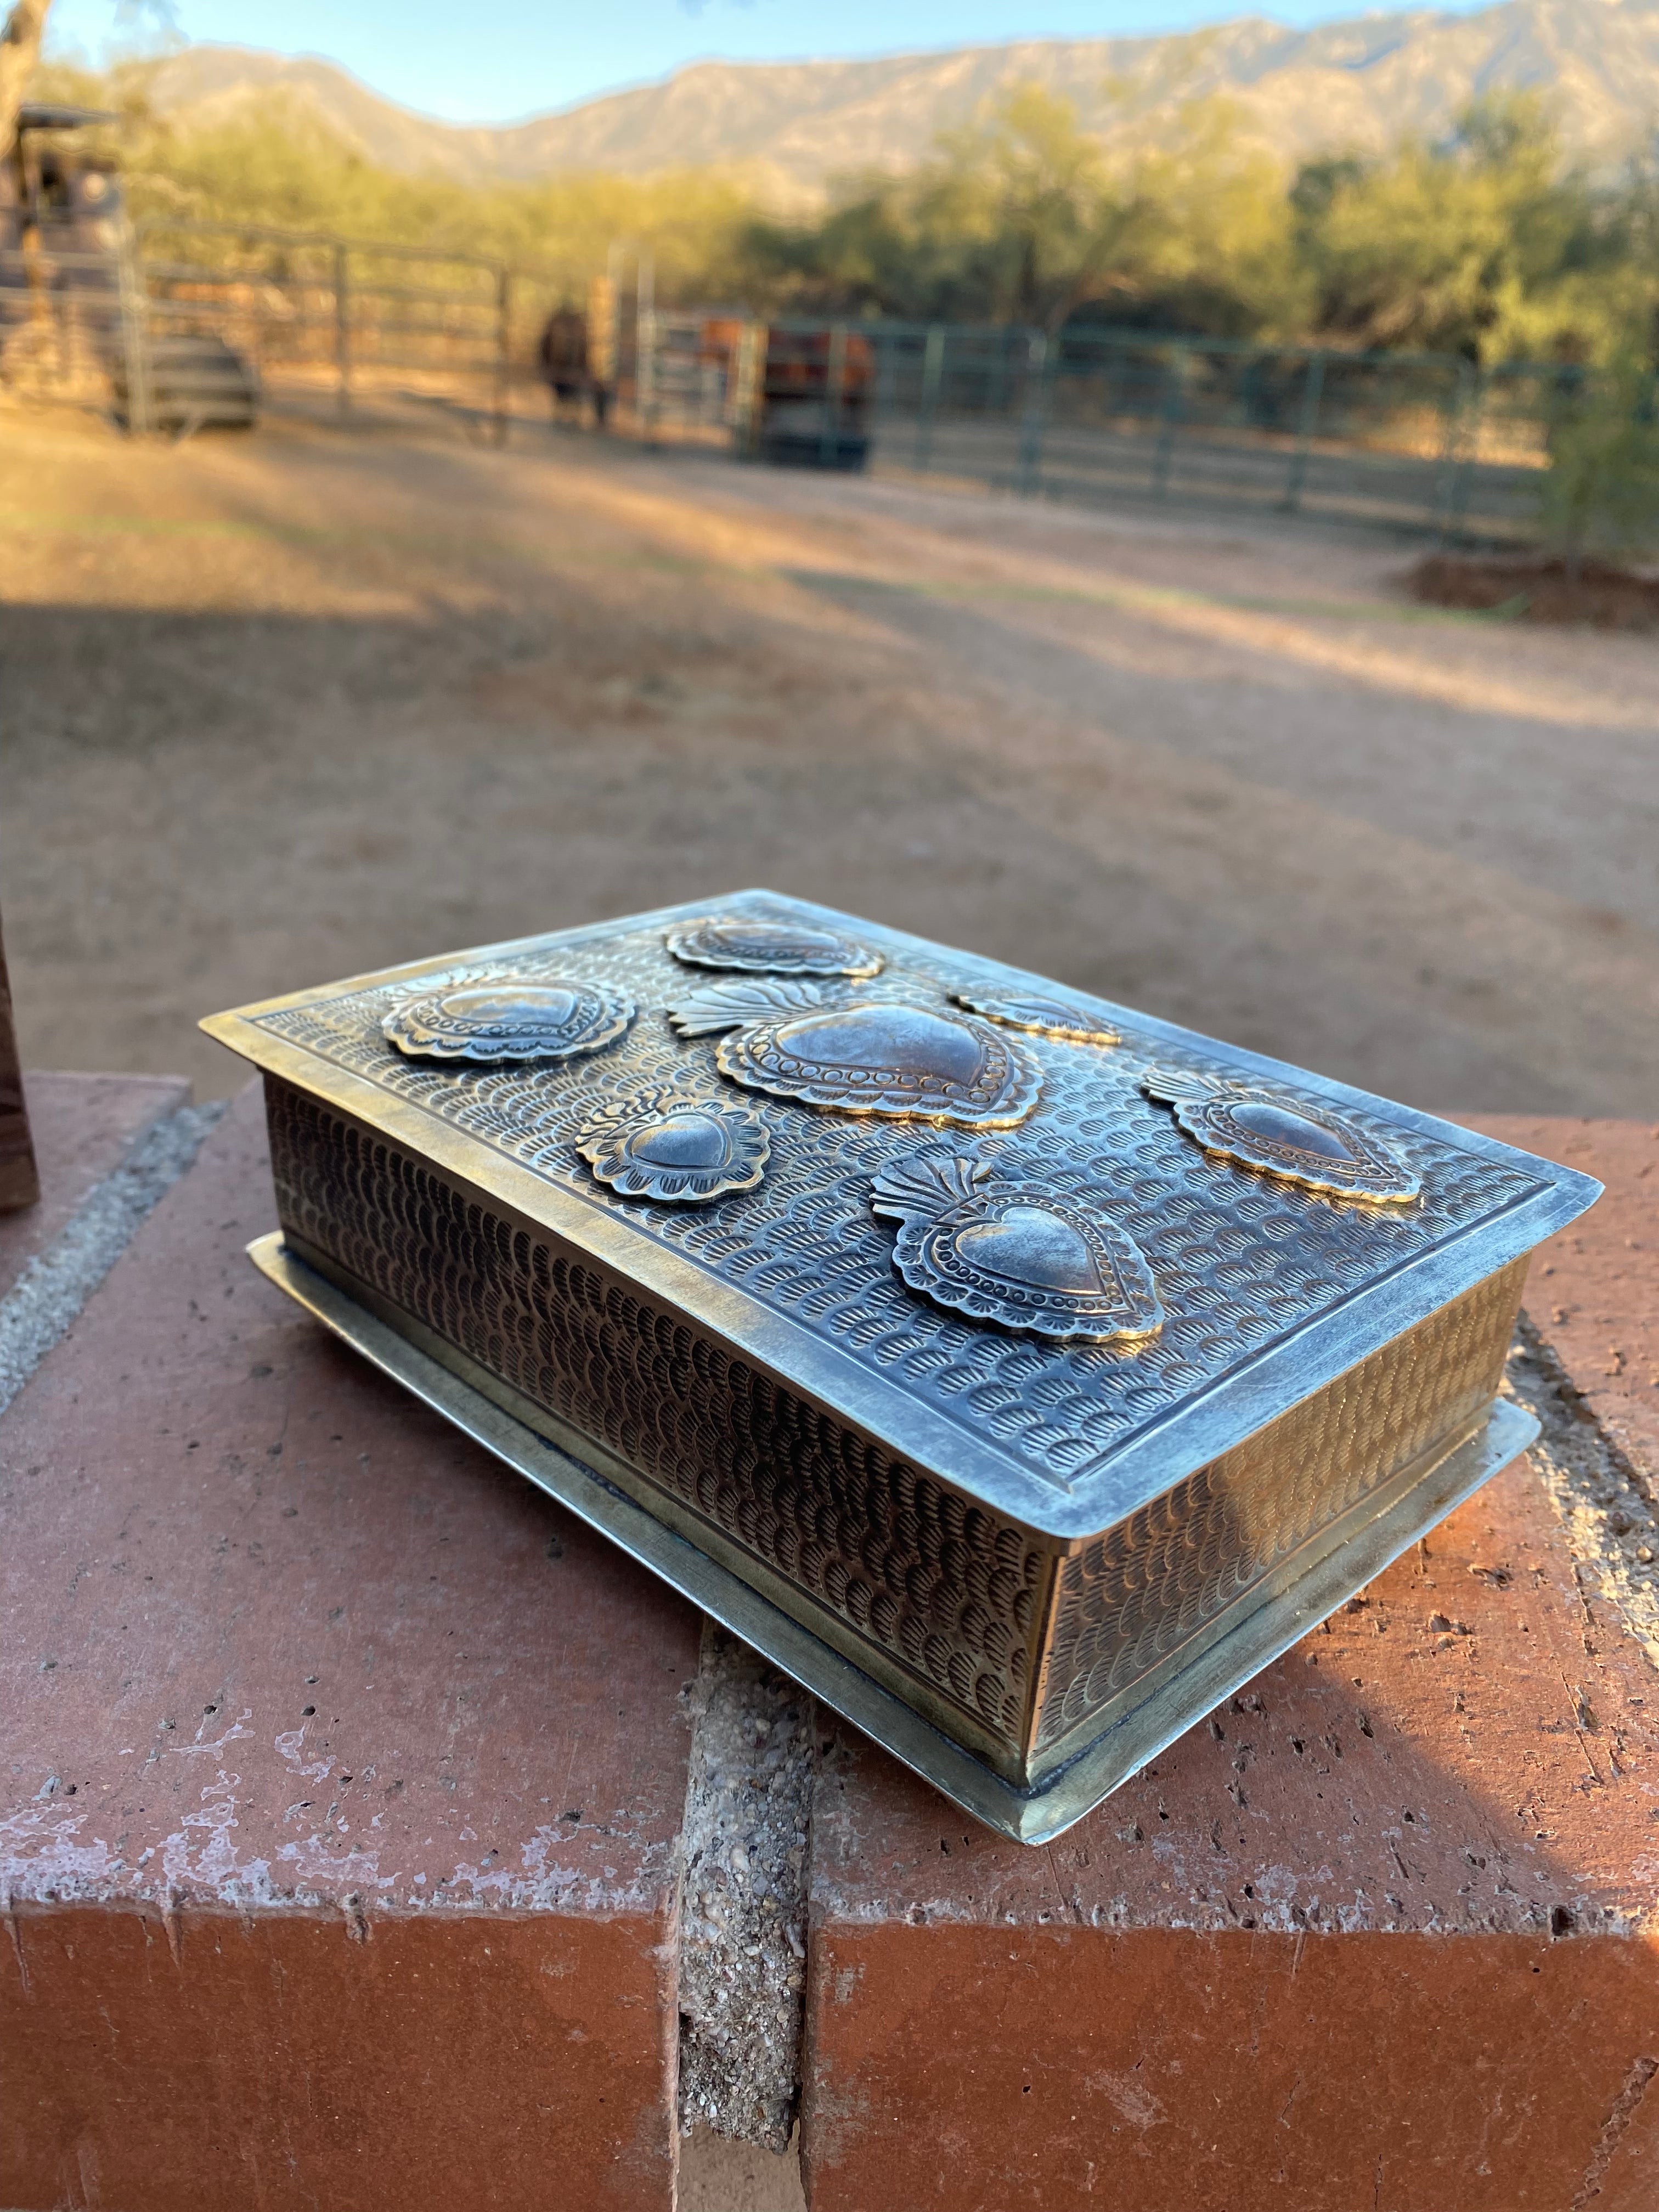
(204, 894, 1600, 1842)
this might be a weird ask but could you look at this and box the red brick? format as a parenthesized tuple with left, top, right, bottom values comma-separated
(0, 1070, 189, 1299)
(0, 1084, 701, 2212)
(5, 1908, 673, 2212)
(801, 1124, 1659, 2212)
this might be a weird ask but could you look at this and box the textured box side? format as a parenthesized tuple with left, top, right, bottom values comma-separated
(1032, 1256, 1527, 1766)
(264, 1075, 1054, 1771)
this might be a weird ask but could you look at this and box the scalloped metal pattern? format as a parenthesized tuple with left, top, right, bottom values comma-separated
(1034, 1257, 1524, 1755)
(255, 906, 1545, 1495)
(266, 1081, 1049, 1754)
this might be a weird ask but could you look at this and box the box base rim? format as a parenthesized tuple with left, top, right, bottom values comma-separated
(247, 1232, 1537, 1845)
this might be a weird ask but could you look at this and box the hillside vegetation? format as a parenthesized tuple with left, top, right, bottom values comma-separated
(748, 88, 1659, 365)
(29, 58, 1659, 368)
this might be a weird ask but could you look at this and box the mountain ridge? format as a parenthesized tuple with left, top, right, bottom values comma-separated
(138, 3, 1659, 200)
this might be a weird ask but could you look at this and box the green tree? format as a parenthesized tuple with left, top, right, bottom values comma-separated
(738, 87, 1146, 327)
(1295, 94, 1651, 364)
(740, 83, 1299, 337)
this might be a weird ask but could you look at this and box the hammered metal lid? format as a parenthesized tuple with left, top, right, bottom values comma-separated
(202, 891, 1602, 1539)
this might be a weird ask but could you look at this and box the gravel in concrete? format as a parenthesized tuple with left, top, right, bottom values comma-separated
(677, 1623, 814, 2153)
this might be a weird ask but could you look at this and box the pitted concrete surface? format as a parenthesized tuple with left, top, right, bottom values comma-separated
(0, 1084, 699, 1919)
(0, 1096, 221, 1419)
(0, 1073, 190, 1301)
(1506, 1319, 1659, 1676)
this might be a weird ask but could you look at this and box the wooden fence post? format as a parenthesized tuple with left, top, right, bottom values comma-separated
(636, 251, 657, 444)
(0, 909, 38, 1212)
(1015, 329, 1051, 498)
(731, 319, 766, 456)
(819, 324, 848, 467)
(116, 221, 152, 437)
(493, 266, 511, 448)
(915, 324, 945, 473)
(334, 244, 351, 415)
(1150, 346, 1186, 498)
(1282, 348, 1328, 511)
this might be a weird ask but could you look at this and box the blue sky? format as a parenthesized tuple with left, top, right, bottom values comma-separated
(48, 1, 1500, 125)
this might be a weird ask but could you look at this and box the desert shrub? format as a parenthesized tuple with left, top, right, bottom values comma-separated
(1539, 359, 1659, 564)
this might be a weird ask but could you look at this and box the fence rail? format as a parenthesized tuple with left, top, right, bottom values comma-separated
(620, 316, 1588, 543)
(0, 215, 1620, 541)
(133, 218, 513, 437)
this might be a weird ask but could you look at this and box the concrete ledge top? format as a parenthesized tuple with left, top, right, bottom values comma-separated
(0, 1082, 701, 1921)
(0, 1071, 189, 1302)
(1474, 1115, 1658, 1483)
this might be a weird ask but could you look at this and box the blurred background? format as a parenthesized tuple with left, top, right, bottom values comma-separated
(3, 0, 1657, 1118)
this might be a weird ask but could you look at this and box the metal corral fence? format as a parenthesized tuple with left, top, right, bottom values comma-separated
(628, 315, 1595, 543)
(138, 217, 512, 432)
(0, 212, 1608, 541)
(0, 216, 514, 436)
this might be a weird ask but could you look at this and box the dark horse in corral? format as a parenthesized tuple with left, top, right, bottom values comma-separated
(537, 304, 608, 428)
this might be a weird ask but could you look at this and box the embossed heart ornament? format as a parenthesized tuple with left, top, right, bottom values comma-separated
(871, 1150, 1163, 1342)
(576, 1086, 770, 1203)
(952, 986, 1120, 1047)
(1142, 1067, 1420, 1203)
(665, 915, 884, 977)
(668, 980, 1043, 1129)
(384, 976, 635, 1064)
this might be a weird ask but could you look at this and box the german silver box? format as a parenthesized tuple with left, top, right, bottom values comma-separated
(204, 893, 1599, 1842)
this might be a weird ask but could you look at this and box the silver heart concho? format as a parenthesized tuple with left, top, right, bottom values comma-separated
(384, 975, 635, 1064)
(665, 915, 884, 978)
(667, 979, 1043, 1130)
(576, 1086, 770, 1203)
(1141, 1067, 1420, 1204)
(951, 985, 1120, 1047)
(870, 1149, 1163, 1344)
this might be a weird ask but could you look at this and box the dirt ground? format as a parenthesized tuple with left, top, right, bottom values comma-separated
(4, 403, 1657, 1119)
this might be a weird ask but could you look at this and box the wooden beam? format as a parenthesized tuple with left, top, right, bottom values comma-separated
(0, 910, 38, 1211)
(1, 4, 53, 157)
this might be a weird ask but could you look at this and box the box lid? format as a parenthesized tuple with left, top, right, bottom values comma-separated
(202, 892, 1600, 1542)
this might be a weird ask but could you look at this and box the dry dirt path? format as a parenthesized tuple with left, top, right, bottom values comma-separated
(3, 408, 1656, 1115)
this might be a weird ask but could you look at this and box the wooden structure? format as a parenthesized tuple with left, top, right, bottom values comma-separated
(0, 908, 37, 1211)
